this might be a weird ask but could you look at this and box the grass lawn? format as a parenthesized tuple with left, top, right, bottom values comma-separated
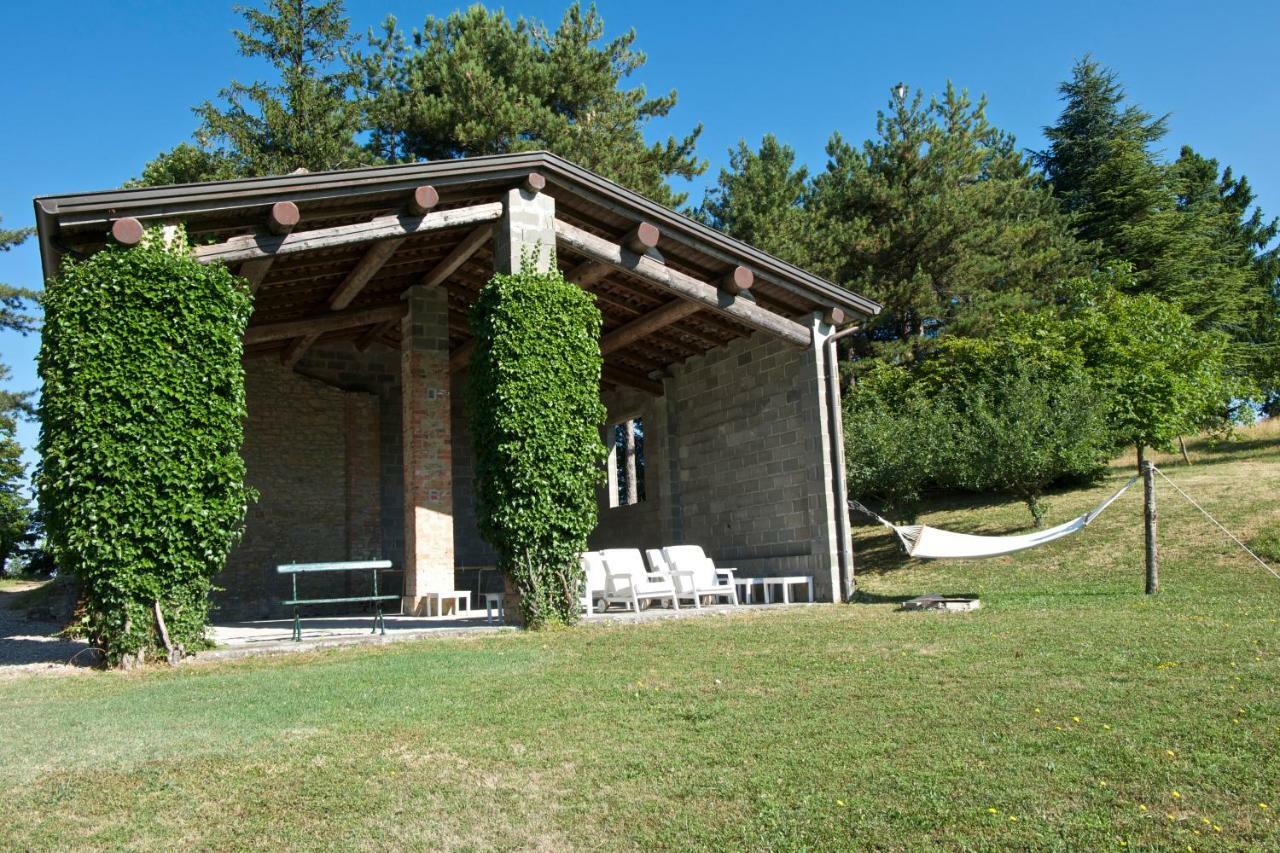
(2, 425, 1278, 850)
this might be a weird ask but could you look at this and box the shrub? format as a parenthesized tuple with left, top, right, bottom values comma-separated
(466, 263, 606, 628)
(38, 231, 253, 664)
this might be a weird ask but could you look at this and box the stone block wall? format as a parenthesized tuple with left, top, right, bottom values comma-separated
(218, 316, 841, 616)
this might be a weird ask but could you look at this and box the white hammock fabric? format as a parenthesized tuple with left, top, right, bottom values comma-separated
(855, 476, 1139, 560)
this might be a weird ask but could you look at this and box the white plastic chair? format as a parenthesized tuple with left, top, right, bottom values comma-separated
(601, 548, 679, 611)
(579, 551, 611, 615)
(662, 545, 739, 607)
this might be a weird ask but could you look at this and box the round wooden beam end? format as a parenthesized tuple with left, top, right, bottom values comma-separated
(522, 172, 547, 194)
(110, 217, 144, 246)
(722, 265, 754, 294)
(269, 201, 301, 234)
(823, 306, 847, 327)
(632, 221, 660, 251)
(409, 185, 439, 215)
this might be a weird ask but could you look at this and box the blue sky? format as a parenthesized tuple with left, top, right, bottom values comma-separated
(3, 0, 1279, 475)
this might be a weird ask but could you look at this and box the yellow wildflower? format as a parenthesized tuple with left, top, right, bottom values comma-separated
(1139, 805, 1148, 812)
(1172, 791, 1182, 799)
(988, 807, 999, 814)
(837, 800, 845, 807)
(1073, 716, 1081, 723)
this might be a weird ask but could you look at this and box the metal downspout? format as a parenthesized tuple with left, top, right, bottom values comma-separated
(825, 324, 862, 602)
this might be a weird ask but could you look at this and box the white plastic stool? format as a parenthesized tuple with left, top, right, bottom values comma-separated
(484, 592, 505, 625)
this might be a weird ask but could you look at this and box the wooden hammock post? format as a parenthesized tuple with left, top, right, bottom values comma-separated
(1142, 460, 1158, 594)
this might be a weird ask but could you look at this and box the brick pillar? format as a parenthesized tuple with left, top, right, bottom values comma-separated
(493, 185, 555, 275)
(401, 285, 454, 614)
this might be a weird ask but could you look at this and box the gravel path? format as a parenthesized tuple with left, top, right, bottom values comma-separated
(0, 584, 95, 677)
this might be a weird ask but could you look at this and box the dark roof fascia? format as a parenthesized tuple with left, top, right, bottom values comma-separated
(34, 151, 880, 318)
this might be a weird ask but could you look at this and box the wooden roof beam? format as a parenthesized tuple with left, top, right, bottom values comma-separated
(421, 222, 495, 288)
(603, 365, 664, 396)
(194, 201, 503, 265)
(281, 332, 319, 369)
(327, 237, 405, 310)
(565, 260, 614, 288)
(244, 303, 405, 345)
(553, 219, 809, 348)
(355, 319, 398, 352)
(601, 299, 702, 355)
(324, 186, 441, 309)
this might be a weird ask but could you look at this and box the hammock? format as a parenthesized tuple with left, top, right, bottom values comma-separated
(851, 476, 1139, 560)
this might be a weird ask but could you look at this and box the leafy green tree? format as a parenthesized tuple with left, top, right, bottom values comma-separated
(138, 0, 370, 183)
(1166, 146, 1280, 389)
(914, 336, 1110, 526)
(358, 3, 705, 207)
(842, 365, 947, 522)
(1063, 271, 1248, 466)
(807, 83, 1084, 362)
(130, 143, 242, 188)
(698, 135, 811, 264)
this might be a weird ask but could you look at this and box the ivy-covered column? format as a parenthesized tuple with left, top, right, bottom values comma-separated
(400, 284, 454, 615)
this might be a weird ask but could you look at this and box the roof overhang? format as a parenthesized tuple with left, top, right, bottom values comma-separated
(33, 151, 880, 393)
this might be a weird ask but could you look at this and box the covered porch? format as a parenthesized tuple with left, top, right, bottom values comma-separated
(33, 152, 879, 621)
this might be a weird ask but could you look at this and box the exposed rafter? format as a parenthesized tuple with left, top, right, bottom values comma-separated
(601, 299, 702, 355)
(327, 237, 406, 310)
(281, 333, 319, 369)
(553, 219, 810, 348)
(565, 260, 614, 288)
(421, 223, 494, 288)
(355, 319, 398, 352)
(244, 303, 405, 345)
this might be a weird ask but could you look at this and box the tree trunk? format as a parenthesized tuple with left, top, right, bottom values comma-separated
(1178, 436, 1192, 465)
(1136, 444, 1145, 475)
(1142, 460, 1158, 595)
(624, 420, 638, 505)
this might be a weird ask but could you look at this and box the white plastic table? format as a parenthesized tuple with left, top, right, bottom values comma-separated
(734, 577, 768, 604)
(422, 589, 470, 617)
(761, 576, 815, 604)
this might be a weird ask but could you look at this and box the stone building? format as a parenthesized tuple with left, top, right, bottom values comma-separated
(33, 152, 880, 618)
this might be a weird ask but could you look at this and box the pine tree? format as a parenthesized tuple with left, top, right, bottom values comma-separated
(1038, 58, 1280, 391)
(0, 219, 33, 571)
(357, 3, 705, 207)
(1036, 55, 1169, 257)
(1, 217, 39, 333)
(805, 83, 1084, 360)
(138, 0, 370, 183)
(698, 135, 810, 264)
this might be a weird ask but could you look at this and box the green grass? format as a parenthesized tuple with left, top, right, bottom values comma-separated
(2, 425, 1279, 850)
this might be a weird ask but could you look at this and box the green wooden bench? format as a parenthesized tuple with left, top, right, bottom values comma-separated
(277, 560, 398, 642)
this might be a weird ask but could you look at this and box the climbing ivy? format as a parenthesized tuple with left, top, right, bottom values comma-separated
(38, 230, 253, 665)
(467, 262, 606, 628)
